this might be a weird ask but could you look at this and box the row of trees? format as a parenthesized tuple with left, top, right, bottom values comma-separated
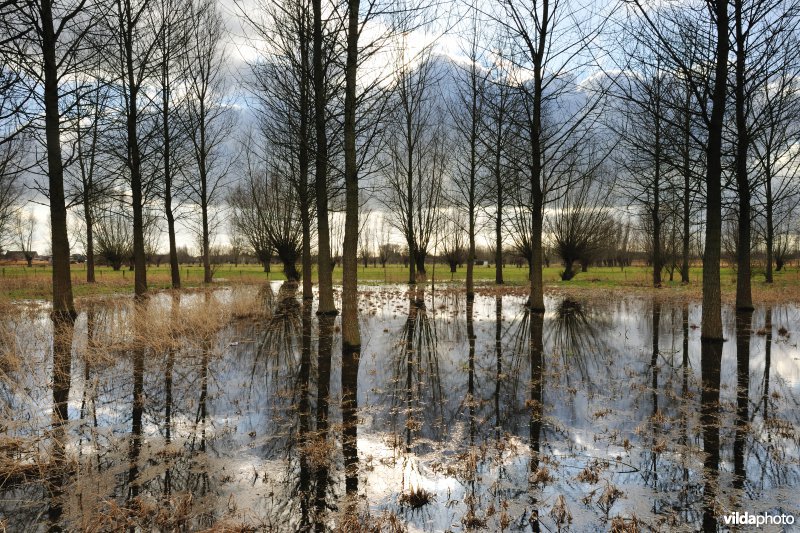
(1, 0, 236, 316)
(224, 0, 799, 360)
(4, 1, 800, 311)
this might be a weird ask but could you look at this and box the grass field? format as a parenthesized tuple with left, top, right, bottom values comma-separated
(2, 260, 800, 303)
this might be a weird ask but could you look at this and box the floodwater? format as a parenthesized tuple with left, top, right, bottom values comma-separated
(0, 284, 798, 531)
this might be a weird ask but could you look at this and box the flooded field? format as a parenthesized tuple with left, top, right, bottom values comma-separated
(0, 284, 798, 531)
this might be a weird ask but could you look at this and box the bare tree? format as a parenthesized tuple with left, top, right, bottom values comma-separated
(627, 0, 730, 342)
(12, 209, 36, 266)
(449, 4, 490, 300)
(181, 0, 234, 284)
(498, 0, 606, 311)
(241, 0, 319, 300)
(752, 77, 800, 280)
(1, 0, 103, 317)
(440, 208, 466, 275)
(665, 66, 704, 284)
(0, 62, 27, 253)
(94, 198, 133, 271)
(341, 0, 384, 497)
(155, 0, 193, 288)
(380, 46, 447, 283)
(312, 0, 337, 312)
(105, 0, 163, 296)
(64, 64, 114, 283)
(377, 216, 396, 268)
(233, 134, 303, 280)
(0, 137, 23, 251)
(228, 189, 273, 272)
(746, 3, 800, 283)
(357, 202, 373, 269)
(506, 178, 534, 277)
(482, 42, 517, 285)
(547, 161, 615, 280)
(610, 51, 671, 287)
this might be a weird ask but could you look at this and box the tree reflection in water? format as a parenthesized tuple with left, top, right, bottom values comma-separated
(127, 302, 145, 510)
(48, 313, 74, 532)
(700, 338, 723, 532)
(527, 308, 544, 532)
(734, 309, 753, 496)
(546, 298, 610, 392)
(391, 287, 444, 455)
(314, 310, 334, 530)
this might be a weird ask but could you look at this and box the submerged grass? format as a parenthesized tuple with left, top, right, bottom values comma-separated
(0, 288, 268, 511)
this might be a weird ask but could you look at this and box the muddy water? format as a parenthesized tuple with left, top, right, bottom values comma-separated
(0, 284, 798, 531)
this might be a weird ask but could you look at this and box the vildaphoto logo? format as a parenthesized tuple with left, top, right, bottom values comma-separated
(722, 511, 796, 527)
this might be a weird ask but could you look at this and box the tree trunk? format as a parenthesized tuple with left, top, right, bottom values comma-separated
(652, 106, 662, 287)
(527, 1, 547, 313)
(408, 238, 416, 284)
(312, 0, 335, 315)
(529, 196, 544, 311)
(765, 167, 773, 283)
(300, 209, 312, 297)
(202, 196, 211, 283)
(494, 95, 504, 286)
(466, 59, 478, 301)
(466, 213, 475, 300)
(40, 0, 75, 319)
(561, 260, 575, 281)
(701, 0, 728, 342)
(163, 56, 180, 289)
(414, 252, 426, 278)
(681, 86, 691, 284)
(198, 98, 212, 285)
(734, 0, 753, 311)
(298, 14, 313, 302)
(282, 258, 299, 283)
(123, 17, 148, 298)
(406, 114, 416, 286)
(341, 0, 361, 497)
(84, 196, 95, 283)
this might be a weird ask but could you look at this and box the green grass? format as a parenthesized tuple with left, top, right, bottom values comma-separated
(1, 261, 799, 301)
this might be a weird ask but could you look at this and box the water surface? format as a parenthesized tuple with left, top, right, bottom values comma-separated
(0, 284, 798, 531)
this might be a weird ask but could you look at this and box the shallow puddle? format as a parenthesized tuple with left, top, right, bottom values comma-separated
(0, 284, 798, 531)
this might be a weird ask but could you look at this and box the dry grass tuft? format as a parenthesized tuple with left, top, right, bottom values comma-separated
(398, 486, 435, 509)
(300, 435, 335, 470)
(598, 482, 624, 514)
(335, 506, 407, 532)
(549, 494, 573, 527)
(0, 435, 42, 488)
(530, 466, 554, 485)
(576, 465, 600, 484)
(610, 515, 641, 532)
(461, 506, 487, 530)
